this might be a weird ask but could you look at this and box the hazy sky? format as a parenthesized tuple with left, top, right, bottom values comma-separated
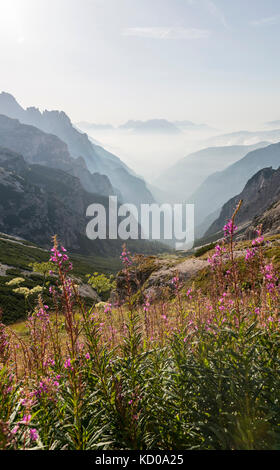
(1, 0, 280, 128)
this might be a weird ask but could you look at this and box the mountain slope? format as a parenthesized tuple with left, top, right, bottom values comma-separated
(155, 143, 269, 201)
(205, 129, 280, 147)
(0, 92, 154, 205)
(192, 142, 280, 236)
(0, 147, 165, 256)
(245, 200, 280, 238)
(205, 166, 280, 238)
(0, 114, 113, 197)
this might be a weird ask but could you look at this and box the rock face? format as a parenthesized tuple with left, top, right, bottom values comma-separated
(0, 92, 154, 206)
(0, 146, 108, 252)
(193, 142, 280, 237)
(206, 166, 280, 238)
(115, 255, 208, 302)
(245, 200, 280, 238)
(0, 114, 113, 197)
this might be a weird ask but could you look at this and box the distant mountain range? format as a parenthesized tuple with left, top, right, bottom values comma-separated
(154, 143, 268, 202)
(77, 118, 212, 135)
(119, 119, 182, 134)
(205, 129, 280, 147)
(265, 120, 280, 128)
(0, 92, 154, 206)
(192, 142, 280, 237)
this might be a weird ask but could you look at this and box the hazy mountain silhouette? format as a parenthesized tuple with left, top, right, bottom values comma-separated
(0, 114, 114, 197)
(119, 119, 181, 134)
(0, 92, 154, 206)
(155, 143, 268, 202)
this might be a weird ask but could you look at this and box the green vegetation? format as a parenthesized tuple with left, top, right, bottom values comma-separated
(1, 222, 280, 450)
(87, 272, 116, 300)
(0, 236, 122, 324)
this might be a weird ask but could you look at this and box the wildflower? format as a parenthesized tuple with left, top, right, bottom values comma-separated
(22, 414, 31, 424)
(223, 220, 237, 238)
(143, 297, 150, 313)
(120, 245, 132, 266)
(186, 288, 193, 299)
(11, 425, 19, 435)
(245, 248, 256, 260)
(104, 303, 112, 314)
(64, 358, 73, 370)
(29, 428, 39, 441)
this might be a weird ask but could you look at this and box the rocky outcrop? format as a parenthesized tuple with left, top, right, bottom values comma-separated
(115, 255, 208, 302)
(245, 200, 280, 239)
(206, 166, 280, 238)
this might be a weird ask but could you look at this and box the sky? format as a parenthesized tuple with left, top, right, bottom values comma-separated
(1, 0, 280, 130)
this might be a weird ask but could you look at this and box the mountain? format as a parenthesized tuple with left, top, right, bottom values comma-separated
(0, 92, 154, 206)
(173, 120, 212, 131)
(155, 143, 268, 202)
(205, 129, 280, 147)
(0, 147, 165, 256)
(0, 146, 109, 252)
(119, 119, 181, 134)
(192, 142, 280, 237)
(205, 166, 280, 239)
(0, 114, 114, 197)
(245, 200, 280, 238)
(265, 120, 280, 128)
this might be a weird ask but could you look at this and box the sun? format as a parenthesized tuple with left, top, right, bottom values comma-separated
(0, 0, 24, 39)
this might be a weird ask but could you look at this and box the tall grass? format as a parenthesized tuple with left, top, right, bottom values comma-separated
(0, 212, 280, 450)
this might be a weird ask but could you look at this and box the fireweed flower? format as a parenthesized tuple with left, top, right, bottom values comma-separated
(186, 288, 193, 299)
(104, 303, 112, 314)
(120, 245, 132, 266)
(64, 358, 73, 370)
(245, 248, 256, 260)
(223, 220, 237, 238)
(33, 376, 60, 399)
(262, 263, 278, 293)
(11, 425, 19, 435)
(208, 244, 226, 268)
(50, 244, 72, 272)
(143, 297, 150, 313)
(21, 414, 32, 424)
(29, 428, 39, 441)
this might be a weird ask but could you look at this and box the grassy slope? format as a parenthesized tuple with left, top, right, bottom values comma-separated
(0, 234, 122, 324)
